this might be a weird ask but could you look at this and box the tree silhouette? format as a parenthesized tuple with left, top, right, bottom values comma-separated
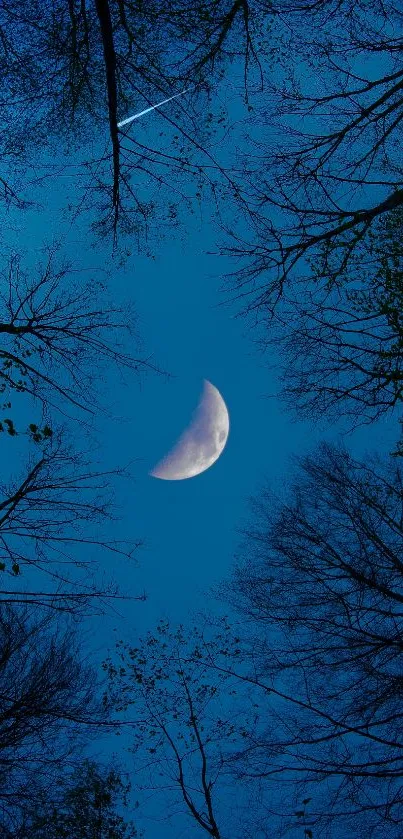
(264, 206, 403, 444)
(220, 1, 403, 317)
(0, 603, 113, 836)
(0, 0, 266, 243)
(104, 614, 326, 837)
(0, 245, 152, 426)
(224, 441, 403, 836)
(16, 759, 139, 839)
(104, 619, 255, 838)
(0, 432, 143, 614)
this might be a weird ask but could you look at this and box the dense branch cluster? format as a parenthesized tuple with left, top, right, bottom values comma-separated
(0, 0, 267, 240)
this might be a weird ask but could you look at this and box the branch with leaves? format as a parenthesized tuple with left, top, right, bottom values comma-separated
(103, 619, 264, 838)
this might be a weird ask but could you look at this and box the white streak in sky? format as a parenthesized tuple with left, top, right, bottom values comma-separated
(117, 87, 193, 128)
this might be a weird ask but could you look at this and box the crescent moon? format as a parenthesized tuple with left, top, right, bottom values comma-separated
(150, 380, 229, 480)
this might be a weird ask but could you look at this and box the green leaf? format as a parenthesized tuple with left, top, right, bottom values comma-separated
(4, 418, 17, 436)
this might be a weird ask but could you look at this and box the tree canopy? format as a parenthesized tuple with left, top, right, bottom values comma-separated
(1, 1, 403, 837)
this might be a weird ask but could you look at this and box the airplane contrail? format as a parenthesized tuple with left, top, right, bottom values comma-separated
(117, 87, 193, 129)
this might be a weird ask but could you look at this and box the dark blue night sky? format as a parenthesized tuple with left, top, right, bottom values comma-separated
(1, 6, 402, 836)
(3, 85, 398, 641)
(4, 92, 398, 838)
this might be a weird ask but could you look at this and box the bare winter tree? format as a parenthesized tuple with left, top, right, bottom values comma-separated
(0, 0, 267, 242)
(264, 205, 403, 443)
(0, 432, 144, 615)
(2, 1, 402, 256)
(0, 244, 153, 426)
(221, 441, 403, 837)
(0, 243, 148, 614)
(0, 603, 113, 835)
(221, 1, 403, 315)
